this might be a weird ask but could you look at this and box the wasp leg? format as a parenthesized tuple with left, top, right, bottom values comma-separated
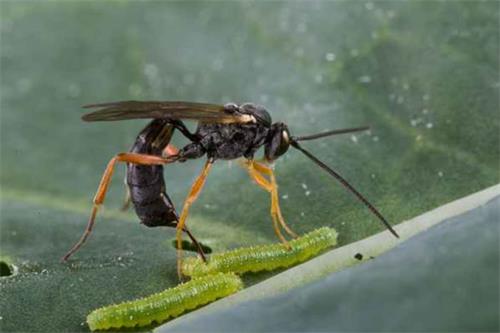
(244, 161, 296, 249)
(172, 120, 199, 142)
(159, 193, 207, 263)
(62, 153, 178, 262)
(246, 162, 289, 247)
(181, 226, 207, 263)
(253, 161, 298, 239)
(121, 176, 132, 211)
(163, 144, 179, 158)
(176, 159, 213, 279)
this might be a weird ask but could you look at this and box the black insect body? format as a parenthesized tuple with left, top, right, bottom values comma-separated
(62, 118, 206, 261)
(168, 103, 275, 161)
(192, 123, 269, 160)
(62, 101, 399, 276)
(127, 119, 177, 228)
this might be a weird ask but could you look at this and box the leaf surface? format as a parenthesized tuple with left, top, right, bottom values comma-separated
(0, 1, 498, 331)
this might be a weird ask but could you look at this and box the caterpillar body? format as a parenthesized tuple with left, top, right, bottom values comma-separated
(182, 227, 338, 277)
(86, 272, 243, 331)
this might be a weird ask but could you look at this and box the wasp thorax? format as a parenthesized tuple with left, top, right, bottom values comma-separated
(265, 122, 290, 161)
(223, 103, 239, 113)
(239, 103, 272, 127)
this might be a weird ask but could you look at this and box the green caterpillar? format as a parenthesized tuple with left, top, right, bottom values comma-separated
(86, 272, 243, 331)
(182, 227, 338, 277)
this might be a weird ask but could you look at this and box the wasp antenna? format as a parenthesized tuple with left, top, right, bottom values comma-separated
(292, 126, 370, 141)
(290, 140, 399, 238)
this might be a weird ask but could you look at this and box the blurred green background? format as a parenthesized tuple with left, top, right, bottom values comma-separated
(0, 1, 498, 332)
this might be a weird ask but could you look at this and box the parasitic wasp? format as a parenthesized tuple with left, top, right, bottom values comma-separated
(62, 101, 399, 277)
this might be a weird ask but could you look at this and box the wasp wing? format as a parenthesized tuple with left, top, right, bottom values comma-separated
(82, 101, 252, 124)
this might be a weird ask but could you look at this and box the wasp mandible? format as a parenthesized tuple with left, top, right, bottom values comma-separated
(62, 101, 399, 277)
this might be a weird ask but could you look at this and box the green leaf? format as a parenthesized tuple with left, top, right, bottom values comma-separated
(159, 191, 500, 332)
(1, 1, 498, 332)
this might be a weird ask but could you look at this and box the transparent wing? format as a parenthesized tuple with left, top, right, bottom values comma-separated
(82, 100, 251, 124)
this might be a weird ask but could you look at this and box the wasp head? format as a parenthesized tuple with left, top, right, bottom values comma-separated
(264, 122, 290, 162)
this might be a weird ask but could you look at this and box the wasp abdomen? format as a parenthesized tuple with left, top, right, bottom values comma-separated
(133, 196, 177, 227)
(126, 164, 177, 227)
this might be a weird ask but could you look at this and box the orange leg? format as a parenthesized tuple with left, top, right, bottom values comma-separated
(176, 159, 213, 278)
(120, 176, 132, 211)
(158, 192, 207, 263)
(246, 162, 289, 247)
(253, 160, 298, 238)
(269, 171, 298, 239)
(163, 144, 179, 157)
(62, 153, 177, 262)
(245, 160, 298, 246)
